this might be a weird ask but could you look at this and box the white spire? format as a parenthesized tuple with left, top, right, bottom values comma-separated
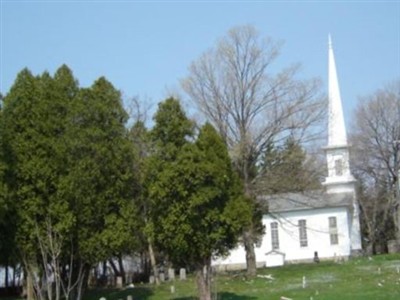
(328, 35, 347, 146)
(323, 35, 355, 192)
(324, 36, 362, 253)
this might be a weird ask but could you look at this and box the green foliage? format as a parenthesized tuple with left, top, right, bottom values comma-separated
(145, 98, 194, 238)
(0, 95, 17, 267)
(59, 76, 139, 262)
(0, 65, 139, 295)
(148, 101, 252, 269)
(150, 97, 194, 160)
(257, 136, 321, 194)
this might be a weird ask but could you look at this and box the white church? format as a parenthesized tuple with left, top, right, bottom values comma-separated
(213, 36, 363, 269)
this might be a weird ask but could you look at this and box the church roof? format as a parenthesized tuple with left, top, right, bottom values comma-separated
(258, 190, 353, 213)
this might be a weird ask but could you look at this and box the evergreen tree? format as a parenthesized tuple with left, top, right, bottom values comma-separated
(148, 99, 252, 300)
(150, 97, 194, 159)
(59, 75, 139, 296)
(1, 66, 138, 300)
(0, 93, 17, 288)
(257, 136, 321, 194)
(144, 98, 194, 283)
(2, 67, 73, 299)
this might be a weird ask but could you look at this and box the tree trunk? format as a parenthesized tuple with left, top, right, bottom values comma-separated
(55, 270, 60, 300)
(243, 230, 257, 277)
(396, 210, 400, 241)
(395, 192, 400, 242)
(107, 255, 126, 284)
(117, 254, 126, 284)
(394, 146, 400, 240)
(141, 251, 150, 277)
(26, 272, 34, 300)
(243, 168, 257, 278)
(196, 259, 212, 300)
(102, 260, 107, 277)
(5, 262, 9, 289)
(68, 261, 89, 300)
(242, 158, 257, 277)
(12, 264, 16, 287)
(74, 264, 90, 300)
(108, 259, 119, 276)
(148, 238, 160, 285)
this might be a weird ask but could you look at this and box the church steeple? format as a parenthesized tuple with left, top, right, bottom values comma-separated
(323, 36, 362, 252)
(328, 35, 347, 147)
(323, 35, 356, 194)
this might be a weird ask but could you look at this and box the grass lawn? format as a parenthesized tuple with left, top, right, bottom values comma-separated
(85, 254, 400, 300)
(6, 254, 400, 300)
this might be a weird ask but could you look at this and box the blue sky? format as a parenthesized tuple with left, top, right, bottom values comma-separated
(1, 0, 399, 127)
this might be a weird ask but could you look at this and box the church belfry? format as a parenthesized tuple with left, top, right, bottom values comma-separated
(323, 35, 356, 194)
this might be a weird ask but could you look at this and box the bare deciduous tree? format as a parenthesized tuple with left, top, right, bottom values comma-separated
(350, 80, 400, 248)
(126, 96, 162, 285)
(181, 25, 326, 275)
(21, 218, 86, 300)
(125, 95, 153, 127)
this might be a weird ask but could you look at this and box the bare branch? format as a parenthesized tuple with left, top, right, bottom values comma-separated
(182, 25, 326, 185)
(350, 79, 400, 244)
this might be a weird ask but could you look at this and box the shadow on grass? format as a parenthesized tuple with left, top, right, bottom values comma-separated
(84, 286, 153, 300)
(173, 292, 257, 300)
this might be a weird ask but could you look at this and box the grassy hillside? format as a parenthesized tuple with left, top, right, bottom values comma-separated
(85, 254, 400, 300)
(4, 254, 400, 300)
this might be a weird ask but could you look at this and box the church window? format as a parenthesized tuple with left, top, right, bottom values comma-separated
(271, 222, 279, 250)
(298, 219, 308, 247)
(329, 216, 339, 245)
(334, 159, 343, 176)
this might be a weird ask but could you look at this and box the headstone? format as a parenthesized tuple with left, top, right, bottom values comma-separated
(168, 268, 175, 281)
(116, 276, 123, 288)
(388, 240, 400, 253)
(99, 298, 106, 300)
(149, 275, 155, 284)
(159, 272, 165, 282)
(127, 297, 133, 300)
(179, 268, 186, 280)
(302, 276, 306, 288)
(170, 285, 175, 293)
